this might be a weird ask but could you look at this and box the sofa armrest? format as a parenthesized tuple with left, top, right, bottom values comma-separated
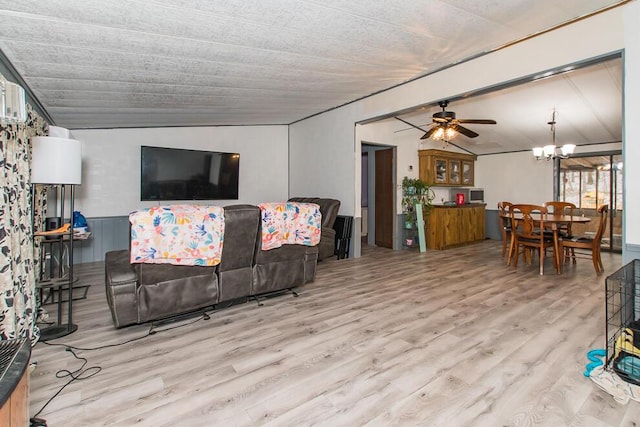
(322, 226, 336, 241)
(105, 250, 139, 328)
(318, 226, 336, 260)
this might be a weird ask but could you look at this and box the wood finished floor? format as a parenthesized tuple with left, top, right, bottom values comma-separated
(29, 241, 640, 426)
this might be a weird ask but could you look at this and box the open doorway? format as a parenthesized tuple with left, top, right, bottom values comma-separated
(560, 151, 622, 252)
(361, 143, 395, 249)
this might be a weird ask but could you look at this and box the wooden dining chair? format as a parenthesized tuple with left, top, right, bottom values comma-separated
(561, 204, 608, 274)
(497, 201, 512, 260)
(543, 201, 576, 236)
(510, 204, 558, 275)
(543, 201, 577, 259)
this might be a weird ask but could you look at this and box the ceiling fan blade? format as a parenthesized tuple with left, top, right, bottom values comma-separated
(457, 119, 497, 124)
(420, 126, 439, 140)
(452, 124, 479, 138)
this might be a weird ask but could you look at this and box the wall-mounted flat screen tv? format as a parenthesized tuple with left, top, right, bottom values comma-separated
(141, 146, 239, 201)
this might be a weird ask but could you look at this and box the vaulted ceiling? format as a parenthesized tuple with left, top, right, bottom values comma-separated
(0, 0, 626, 156)
(392, 56, 622, 156)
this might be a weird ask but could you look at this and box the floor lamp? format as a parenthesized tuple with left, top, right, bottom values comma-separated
(31, 133, 82, 340)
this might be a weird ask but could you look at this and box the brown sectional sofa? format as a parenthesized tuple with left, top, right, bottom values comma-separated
(288, 197, 340, 260)
(104, 204, 319, 328)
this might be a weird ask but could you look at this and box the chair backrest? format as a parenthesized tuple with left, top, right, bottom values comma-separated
(593, 204, 609, 244)
(543, 201, 576, 234)
(497, 201, 512, 230)
(543, 201, 576, 215)
(510, 204, 548, 240)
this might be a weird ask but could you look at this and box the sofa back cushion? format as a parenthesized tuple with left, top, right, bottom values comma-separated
(129, 205, 225, 266)
(288, 197, 340, 229)
(218, 205, 260, 272)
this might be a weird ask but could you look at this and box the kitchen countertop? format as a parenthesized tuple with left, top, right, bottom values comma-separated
(432, 203, 487, 208)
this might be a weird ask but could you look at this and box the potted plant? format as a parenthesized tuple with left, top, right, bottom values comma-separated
(401, 177, 434, 230)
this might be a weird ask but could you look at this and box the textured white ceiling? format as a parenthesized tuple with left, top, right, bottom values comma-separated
(0, 0, 625, 138)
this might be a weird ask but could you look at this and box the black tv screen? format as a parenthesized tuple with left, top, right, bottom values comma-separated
(141, 146, 239, 201)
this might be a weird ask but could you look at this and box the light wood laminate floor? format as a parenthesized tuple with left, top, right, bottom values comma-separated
(29, 241, 640, 426)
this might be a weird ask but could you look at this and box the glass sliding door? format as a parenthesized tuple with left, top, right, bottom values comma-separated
(559, 151, 622, 252)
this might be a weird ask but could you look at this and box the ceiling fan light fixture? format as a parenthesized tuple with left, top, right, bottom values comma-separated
(430, 125, 457, 143)
(445, 127, 457, 140)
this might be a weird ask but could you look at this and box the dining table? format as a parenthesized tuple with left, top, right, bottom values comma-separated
(501, 212, 591, 274)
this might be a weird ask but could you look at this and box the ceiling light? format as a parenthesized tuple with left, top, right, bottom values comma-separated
(431, 125, 457, 143)
(533, 109, 576, 161)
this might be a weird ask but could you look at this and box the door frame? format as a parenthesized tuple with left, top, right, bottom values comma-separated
(557, 149, 623, 253)
(361, 143, 397, 250)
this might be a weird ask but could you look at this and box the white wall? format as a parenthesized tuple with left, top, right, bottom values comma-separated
(476, 152, 554, 209)
(72, 125, 289, 217)
(290, 5, 637, 258)
(289, 107, 359, 215)
(476, 142, 623, 210)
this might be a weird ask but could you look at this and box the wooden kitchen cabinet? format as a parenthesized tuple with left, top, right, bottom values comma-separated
(427, 203, 486, 250)
(419, 149, 477, 186)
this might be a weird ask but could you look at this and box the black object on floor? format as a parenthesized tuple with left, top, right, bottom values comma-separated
(333, 215, 353, 260)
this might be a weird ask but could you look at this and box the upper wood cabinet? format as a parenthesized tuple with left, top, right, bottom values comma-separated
(418, 149, 477, 186)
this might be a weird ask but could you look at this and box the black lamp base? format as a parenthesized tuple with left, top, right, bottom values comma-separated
(39, 324, 78, 341)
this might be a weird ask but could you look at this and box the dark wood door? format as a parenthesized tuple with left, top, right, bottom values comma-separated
(375, 148, 394, 248)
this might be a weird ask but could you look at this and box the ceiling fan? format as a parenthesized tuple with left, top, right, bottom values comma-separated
(420, 100, 497, 140)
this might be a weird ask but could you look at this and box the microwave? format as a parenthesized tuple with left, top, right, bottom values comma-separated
(450, 188, 484, 204)
(469, 188, 484, 203)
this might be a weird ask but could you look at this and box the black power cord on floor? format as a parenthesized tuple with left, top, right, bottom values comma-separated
(31, 310, 213, 424)
(42, 310, 210, 351)
(30, 347, 101, 425)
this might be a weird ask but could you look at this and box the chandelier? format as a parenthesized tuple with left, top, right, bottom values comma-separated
(532, 109, 576, 160)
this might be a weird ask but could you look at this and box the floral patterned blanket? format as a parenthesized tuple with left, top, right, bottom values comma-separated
(129, 205, 224, 266)
(258, 202, 321, 251)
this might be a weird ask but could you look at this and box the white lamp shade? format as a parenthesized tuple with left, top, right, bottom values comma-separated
(31, 136, 82, 184)
(561, 144, 576, 156)
(48, 125, 71, 138)
(543, 145, 556, 157)
(532, 147, 544, 158)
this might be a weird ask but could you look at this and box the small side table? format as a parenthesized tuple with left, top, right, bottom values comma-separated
(34, 231, 90, 340)
(37, 232, 91, 304)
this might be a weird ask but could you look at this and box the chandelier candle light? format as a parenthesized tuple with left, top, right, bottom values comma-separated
(533, 109, 576, 160)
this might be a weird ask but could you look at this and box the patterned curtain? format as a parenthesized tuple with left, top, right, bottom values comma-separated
(0, 105, 48, 342)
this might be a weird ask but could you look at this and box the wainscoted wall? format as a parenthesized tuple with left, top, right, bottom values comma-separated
(74, 216, 129, 264)
(624, 244, 640, 265)
(485, 209, 502, 241)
